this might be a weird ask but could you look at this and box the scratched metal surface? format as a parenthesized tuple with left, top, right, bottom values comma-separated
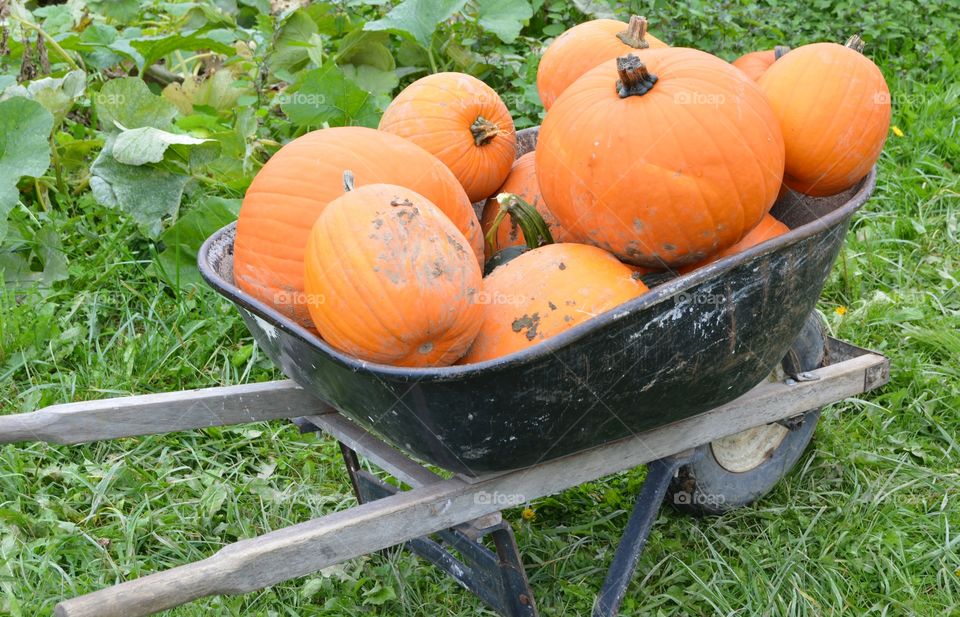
(200, 129, 876, 475)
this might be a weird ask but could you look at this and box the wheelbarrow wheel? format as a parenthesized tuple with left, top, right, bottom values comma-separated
(666, 312, 827, 516)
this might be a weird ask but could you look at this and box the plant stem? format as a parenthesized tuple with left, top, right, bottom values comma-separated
(9, 14, 82, 71)
(615, 54, 658, 98)
(617, 15, 651, 49)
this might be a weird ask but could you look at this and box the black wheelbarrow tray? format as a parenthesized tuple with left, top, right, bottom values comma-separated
(199, 128, 879, 476)
(0, 129, 890, 617)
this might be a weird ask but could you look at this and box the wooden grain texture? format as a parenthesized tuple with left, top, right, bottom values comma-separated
(54, 351, 887, 617)
(0, 381, 329, 445)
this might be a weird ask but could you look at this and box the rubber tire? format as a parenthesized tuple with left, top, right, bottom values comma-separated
(666, 313, 827, 516)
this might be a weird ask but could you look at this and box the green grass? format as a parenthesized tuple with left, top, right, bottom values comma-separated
(2, 1, 959, 615)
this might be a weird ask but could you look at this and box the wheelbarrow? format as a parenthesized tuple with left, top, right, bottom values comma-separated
(0, 129, 889, 617)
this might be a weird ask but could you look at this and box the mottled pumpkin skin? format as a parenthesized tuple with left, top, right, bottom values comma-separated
(679, 214, 789, 273)
(379, 72, 516, 203)
(732, 49, 777, 81)
(460, 243, 647, 363)
(537, 48, 785, 268)
(304, 184, 483, 367)
(480, 152, 568, 260)
(759, 42, 890, 197)
(234, 127, 482, 328)
(536, 18, 668, 110)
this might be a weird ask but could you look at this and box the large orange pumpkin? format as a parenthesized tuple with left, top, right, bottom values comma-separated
(460, 243, 647, 363)
(758, 36, 890, 196)
(679, 214, 789, 274)
(537, 15, 668, 110)
(480, 152, 568, 259)
(378, 72, 516, 203)
(731, 46, 789, 81)
(304, 180, 483, 367)
(537, 49, 785, 268)
(234, 127, 483, 328)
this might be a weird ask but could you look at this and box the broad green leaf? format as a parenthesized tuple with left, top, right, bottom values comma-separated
(130, 32, 234, 73)
(340, 64, 398, 97)
(90, 137, 189, 238)
(572, 0, 616, 19)
(86, 0, 142, 23)
(73, 23, 125, 70)
(336, 31, 395, 71)
(36, 224, 69, 286)
(0, 70, 87, 124)
(161, 70, 250, 116)
(477, 0, 532, 43)
(362, 583, 397, 606)
(281, 63, 381, 128)
(364, 0, 467, 47)
(0, 98, 54, 244)
(269, 9, 320, 75)
(155, 196, 240, 288)
(95, 78, 179, 132)
(112, 125, 211, 166)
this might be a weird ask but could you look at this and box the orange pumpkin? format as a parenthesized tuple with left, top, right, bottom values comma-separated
(679, 214, 789, 274)
(537, 15, 668, 110)
(731, 46, 789, 81)
(304, 180, 483, 367)
(234, 127, 483, 329)
(537, 49, 785, 268)
(460, 243, 648, 363)
(480, 152, 568, 259)
(378, 72, 516, 203)
(758, 36, 890, 196)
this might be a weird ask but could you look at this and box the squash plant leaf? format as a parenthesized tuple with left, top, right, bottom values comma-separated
(281, 62, 381, 128)
(477, 0, 533, 44)
(364, 0, 468, 48)
(95, 77, 179, 131)
(90, 137, 190, 239)
(0, 97, 54, 244)
(111, 125, 212, 166)
(128, 32, 234, 73)
(154, 196, 240, 288)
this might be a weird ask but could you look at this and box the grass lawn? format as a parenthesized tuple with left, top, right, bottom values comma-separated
(1, 1, 958, 615)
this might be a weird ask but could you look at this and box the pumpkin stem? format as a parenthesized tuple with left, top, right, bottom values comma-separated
(773, 45, 790, 60)
(616, 15, 651, 49)
(471, 116, 501, 146)
(845, 34, 865, 53)
(484, 192, 554, 255)
(615, 54, 658, 98)
(342, 170, 355, 192)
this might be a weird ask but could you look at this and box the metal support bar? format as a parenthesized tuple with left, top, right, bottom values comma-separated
(592, 451, 698, 617)
(356, 470, 537, 617)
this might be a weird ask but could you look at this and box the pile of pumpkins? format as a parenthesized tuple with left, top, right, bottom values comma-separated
(233, 15, 890, 367)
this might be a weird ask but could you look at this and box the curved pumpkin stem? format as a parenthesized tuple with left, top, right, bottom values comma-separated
(774, 45, 790, 60)
(343, 170, 355, 192)
(845, 34, 865, 53)
(617, 15, 651, 49)
(616, 54, 658, 98)
(484, 192, 554, 255)
(471, 116, 501, 146)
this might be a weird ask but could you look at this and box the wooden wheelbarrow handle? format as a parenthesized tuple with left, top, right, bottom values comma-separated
(0, 380, 327, 445)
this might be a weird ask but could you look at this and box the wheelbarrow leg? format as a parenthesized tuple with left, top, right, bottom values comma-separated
(592, 451, 699, 617)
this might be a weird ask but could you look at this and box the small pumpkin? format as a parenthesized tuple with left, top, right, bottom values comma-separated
(480, 152, 568, 260)
(758, 35, 890, 196)
(731, 46, 790, 81)
(234, 127, 482, 329)
(679, 214, 789, 274)
(378, 72, 516, 203)
(537, 49, 785, 268)
(460, 243, 648, 363)
(304, 176, 483, 367)
(537, 15, 668, 110)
